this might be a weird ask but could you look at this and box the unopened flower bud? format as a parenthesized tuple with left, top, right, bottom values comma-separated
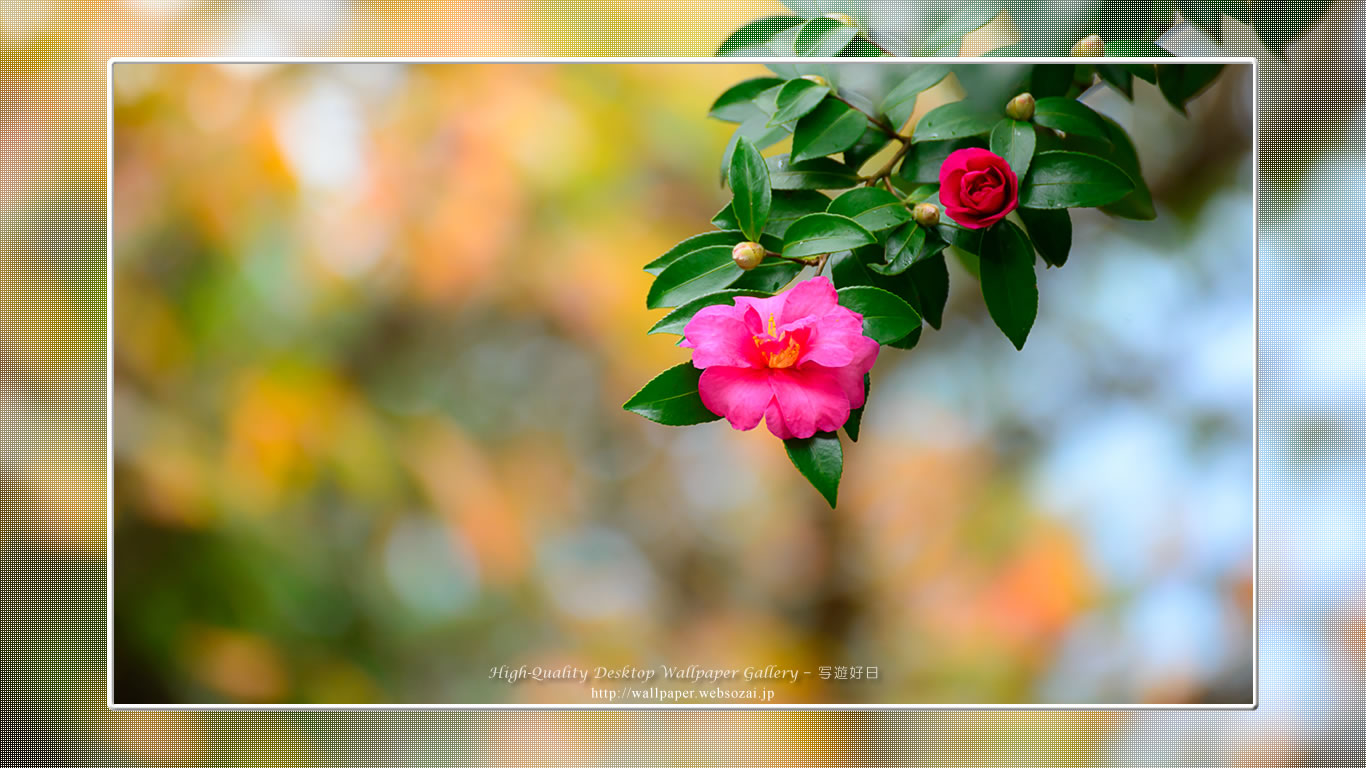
(1005, 92, 1035, 121)
(732, 241, 766, 271)
(801, 74, 830, 88)
(912, 203, 940, 228)
(822, 12, 857, 27)
(1069, 34, 1104, 57)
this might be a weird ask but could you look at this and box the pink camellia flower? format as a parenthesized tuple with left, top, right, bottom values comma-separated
(938, 147, 1019, 229)
(681, 276, 879, 440)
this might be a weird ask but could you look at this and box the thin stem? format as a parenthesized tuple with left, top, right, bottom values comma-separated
(768, 250, 819, 267)
(860, 139, 913, 187)
(830, 92, 902, 140)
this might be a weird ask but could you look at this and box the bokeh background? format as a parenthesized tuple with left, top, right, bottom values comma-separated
(2, 0, 1363, 764)
(108, 60, 1255, 708)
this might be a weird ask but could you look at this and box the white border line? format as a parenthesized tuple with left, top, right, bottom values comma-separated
(106, 55, 1259, 711)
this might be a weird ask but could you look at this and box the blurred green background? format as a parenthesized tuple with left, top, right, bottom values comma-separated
(2, 0, 1363, 765)
(110, 60, 1253, 707)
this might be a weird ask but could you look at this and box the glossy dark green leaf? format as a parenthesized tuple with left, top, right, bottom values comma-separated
(794, 17, 860, 57)
(784, 431, 843, 508)
(1177, 0, 1223, 42)
(1028, 64, 1076, 99)
(644, 230, 745, 276)
(836, 285, 922, 344)
(731, 258, 803, 293)
(1250, 0, 1331, 53)
(713, 189, 830, 238)
(1017, 206, 1071, 268)
(873, 221, 925, 276)
(843, 124, 893, 171)
(989, 118, 1036, 180)
(728, 137, 771, 241)
(720, 115, 791, 182)
(879, 64, 952, 130)
(782, 213, 876, 260)
(844, 374, 870, 442)
(717, 15, 805, 56)
(622, 363, 721, 426)
(1095, 65, 1134, 99)
(979, 220, 1037, 350)
(896, 137, 984, 184)
(1156, 64, 1224, 114)
(827, 187, 911, 233)
(1032, 97, 1111, 143)
(827, 247, 874, 289)
(792, 98, 868, 163)
(646, 245, 743, 309)
(1096, 115, 1156, 220)
(648, 289, 772, 336)
(709, 77, 786, 123)
(771, 78, 830, 126)
(911, 100, 998, 143)
(907, 252, 949, 329)
(767, 155, 860, 190)
(1018, 151, 1134, 209)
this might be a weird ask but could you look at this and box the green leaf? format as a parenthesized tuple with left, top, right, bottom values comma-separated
(844, 374, 870, 442)
(771, 78, 830, 125)
(720, 115, 791, 183)
(729, 137, 771, 241)
(1156, 64, 1223, 115)
(917, 2, 1005, 56)
(1250, 0, 1331, 54)
(897, 138, 985, 184)
(713, 189, 830, 238)
(979, 220, 1037, 350)
(732, 259, 803, 292)
(784, 431, 842, 507)
(1031, 97, 1112, 143)
(1177, 0, 1224, 42)
(709, 77, 786, 123)
(782, 213, 876, 259)
(911, 101, 998, 143)
(794, 17, 860, 56)
(1103, 39, 1172, 57)
(767, 155, 860, 190)
(1016, 206, 1071, 268)
(873, 222, 926, 276)
(843, 124, 893, 171)
(1095, 65, 1134, 99)
(717, 16, 805, 56)
(1028, 64, 1076, 99)
(648, 289, 772, 336)
(645, 230, 745, 276)
(827, 247, 874, 289)
(1096, 115, 1156, 220)
(622, 363, 721, 426)
(1018, 151, 1134, 209)
(646, 245, 742, 309)
(907, 252, 949, 329)
(792, 98, 868, 163)
(879, 64, 952, 130)
(827, 187, 911, 233)
(989, 118, 1036, 180)
(836, 285, 922, 344)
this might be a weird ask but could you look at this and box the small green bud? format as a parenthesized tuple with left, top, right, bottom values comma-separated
(801, 74, 830, 88)
(1069, 34, 1104, 57)
(732, 241, 766, 271)
(822, 12, 858, 27)
(1005, 92, 1035, 121)
(912, 203, 940, 228)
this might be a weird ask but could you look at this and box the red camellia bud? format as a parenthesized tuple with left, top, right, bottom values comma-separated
(732, 241, 766, 270)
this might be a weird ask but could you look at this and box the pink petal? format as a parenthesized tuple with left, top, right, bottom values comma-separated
(763, 401, 793, 439)
(766, 367, 852, 439)
(796, 307, 866, 368)
(816, 335, 879, 407)
(733, 295, 785, 335)
(682, 305, 763, 369)
(699, 366, 774, 431)
(776, 276, 839, 328)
